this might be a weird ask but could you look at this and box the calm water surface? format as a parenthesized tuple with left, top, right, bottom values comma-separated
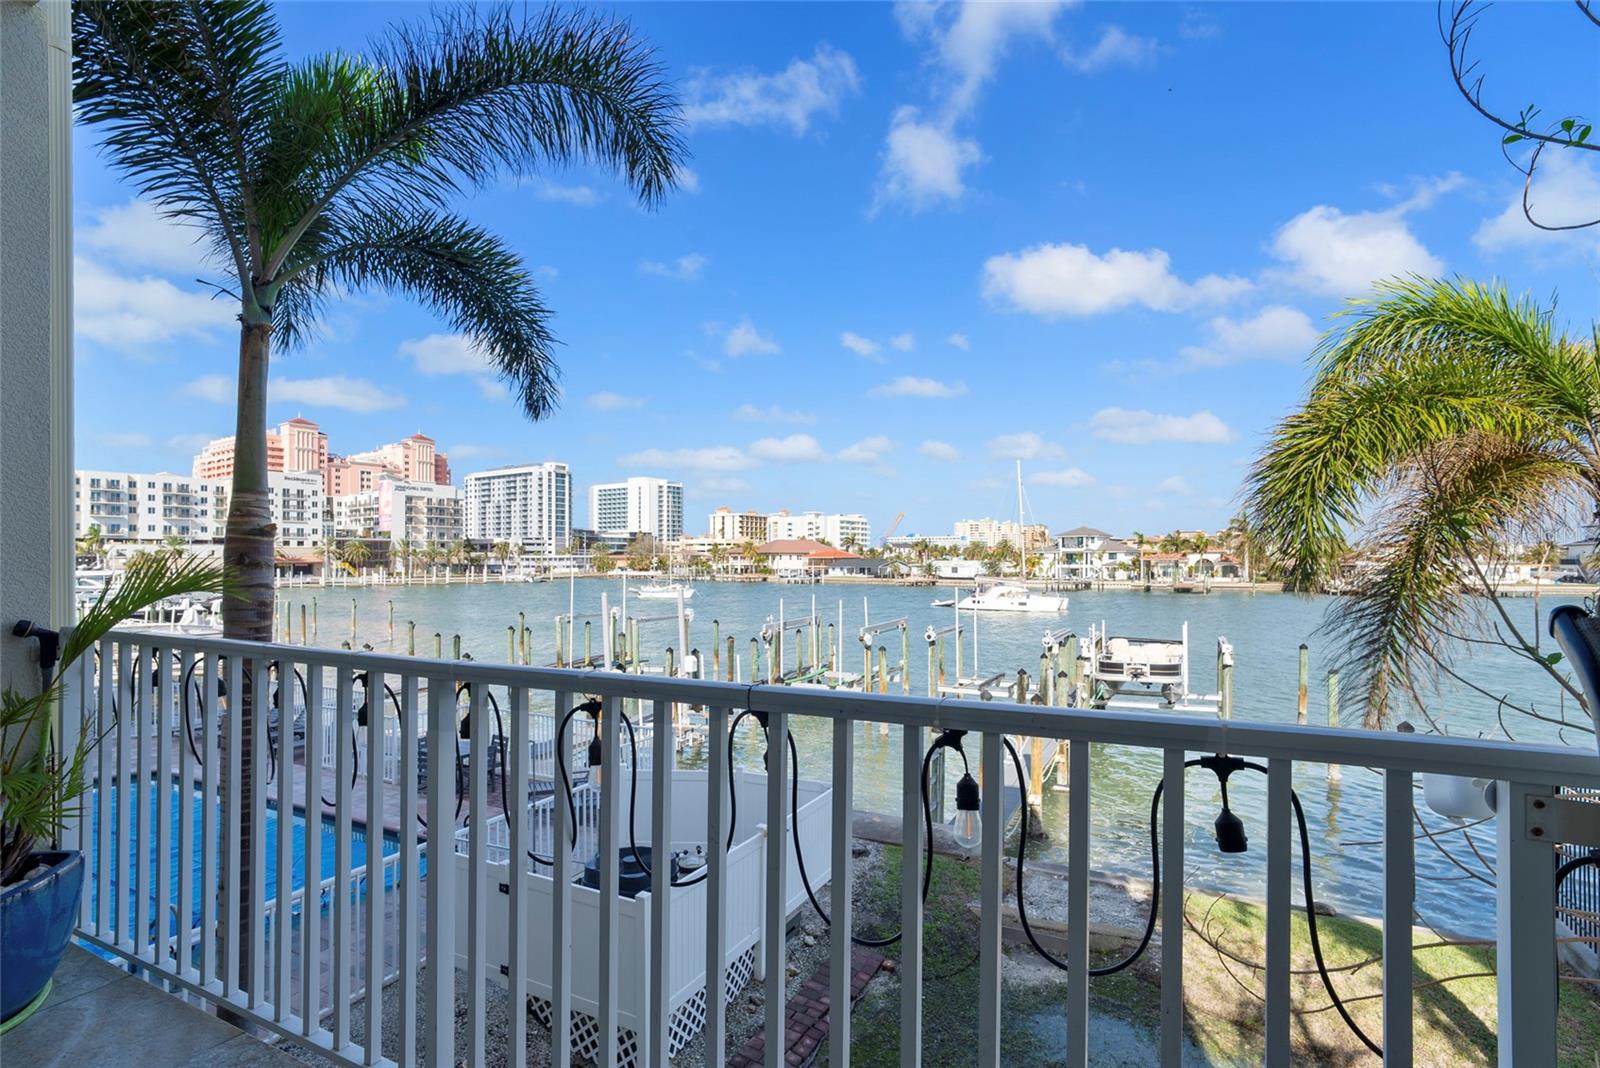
(279, 577, 1585, 936)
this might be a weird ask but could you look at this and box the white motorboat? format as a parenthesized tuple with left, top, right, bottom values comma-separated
(954, 581, 1066, 613)
(635, 582, 695, 601)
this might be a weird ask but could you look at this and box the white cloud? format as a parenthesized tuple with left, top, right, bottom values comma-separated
(868, 376, 968, 398)
(675, 166, 701, 194)
(273, 376, 404, 413)
(79, 200, 219, 278)
(1474, 151, 1600, 254)
(874, 107, 981, 212)
(1179, 305, 1319, 367)
(165, 432, 217, 453)
(399, 332, 506, 396)
(1179, 10, 1223, 40)
(889, 332, 915, 351)
(1269, 204, 1443, 295)
(1157, 475, 1193, 494)
(982, 242, 1251, 317)
(838, 435, 893, 465)
(587, 391, 644, 411)
(946, 332, 970, 350)
(900, 0, 1068, 117)
(919, 440, 961, 463)
(735, 403, 815, 425)
(700, 477, 752, 494)
(750, 433, 826, 463)
(1061, 27, 1159, 73)
(1033, 467, 1096, 487)
(840, 331, 882, 359)
(74, 256, 236, 348)
(1089, 407, 1235, 445)
(619, 446, 754, 472)
(184, 374, 232, 403)
(97, 431, 153, 449)
(444, 443, 504, 461)
(683, 44, 861, 135)
(723, 317, 780, 357)
(988, 432, 1065, 461)
(640, 253, 709, 281)
(528, 179, 601, 206)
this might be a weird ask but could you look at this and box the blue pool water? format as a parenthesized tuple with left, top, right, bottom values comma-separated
(86, 782, 421, 943)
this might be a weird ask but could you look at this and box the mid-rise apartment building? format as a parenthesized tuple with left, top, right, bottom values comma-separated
(590, 476, 683, 542)
(270, 470, 325, 549)
(767, 510, 871, 548)
(463, 463, 571, 548)
(74, 471, 226, 541)
(952, 518, 1050, 550)
(707, 507, 768, 544)
(332, 478, 462, 547)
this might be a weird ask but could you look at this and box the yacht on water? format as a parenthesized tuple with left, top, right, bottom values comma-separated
(954, 580, 1067, 614)
(635, 581, 696, 601)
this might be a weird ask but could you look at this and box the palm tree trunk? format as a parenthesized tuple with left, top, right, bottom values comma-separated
(221, 320, 274, 1002)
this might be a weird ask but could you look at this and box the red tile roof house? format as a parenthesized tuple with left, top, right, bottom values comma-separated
(755, 539, 887, 579)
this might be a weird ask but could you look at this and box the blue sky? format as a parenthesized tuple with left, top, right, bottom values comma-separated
(73, 1, 1599, 538)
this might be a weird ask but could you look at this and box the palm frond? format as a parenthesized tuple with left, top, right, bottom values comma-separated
(73, 1, 283, 279)
(1330, 434, 1585, 725)
(278, 208, 558, 418)
(258, 5, 687, 276)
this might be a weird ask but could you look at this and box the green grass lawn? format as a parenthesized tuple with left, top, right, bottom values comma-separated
(819, 846, 1600, 1067)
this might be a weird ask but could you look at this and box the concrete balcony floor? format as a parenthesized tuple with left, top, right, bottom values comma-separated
(1, 946, 300, 1067)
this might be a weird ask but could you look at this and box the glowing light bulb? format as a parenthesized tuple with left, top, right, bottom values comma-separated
(953, 771, 982, 849)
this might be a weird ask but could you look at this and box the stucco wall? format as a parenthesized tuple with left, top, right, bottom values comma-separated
(1, 0, 72, 696)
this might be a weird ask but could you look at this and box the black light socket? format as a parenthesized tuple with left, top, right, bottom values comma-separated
(955, 771, 981, 813)
(587, 734, 603, 769)
(1214, 806, 1248, 853)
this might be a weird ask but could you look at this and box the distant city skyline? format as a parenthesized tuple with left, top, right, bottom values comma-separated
(72, 2, 1597, 534)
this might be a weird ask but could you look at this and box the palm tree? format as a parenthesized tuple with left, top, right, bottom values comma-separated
(341, 538, 371, 576)
(74, 4, 683, 999)
(1130, 530, 1148, 584)
(1245, 277, 1598, 725)
(392, 536, 414, 580)
(421, 540, 442, 582)
(709, 543, 729, 577)
(492, 540, 513, 578)
(77, 524, 106, 569)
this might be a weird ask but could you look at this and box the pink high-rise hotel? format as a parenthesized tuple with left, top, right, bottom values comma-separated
(192, 417, 450, 492)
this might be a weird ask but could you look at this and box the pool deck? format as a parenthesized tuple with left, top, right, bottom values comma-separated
(0, 946, 302, 1067)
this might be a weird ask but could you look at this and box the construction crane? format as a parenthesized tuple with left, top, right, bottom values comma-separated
(882, 511, 906, 543)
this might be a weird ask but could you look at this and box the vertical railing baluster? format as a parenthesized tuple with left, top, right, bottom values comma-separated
(116, 641, 134, 955)
(201, 653, 221, 987)
(96, 640, 114, 941)
(302, 663, 324, 1037)
(705, 704, 730, 1068)
(277, 660, 296, 1022)
(551, 690, 574, 1068)
(250, 657, 269, 1008)
(1066, 740, 1090, 1067)
(1383, 768, 1414, 1067)
(1496, 780, 1557, 1067)
(765, 706, 789, 1068)
(977, 732, 1004, 1068)
(507, 686, 530, 1068)
(467, 683, 488, 1065)
(62, 650, 88, 926)
(898, 723, 922, 1068)
(133, 640, 147, 965)
(425, 677, 458, 1067)
(364, 671, 388, 1064)
(831, 716, 855, 1068)
(1160, 748, 1186, 1068)
(176, 648, 195, 980)
(1264, 759, 1292, 1066)
(397, 674, 420, 1066)
(648, 698, 673, 1066)
(155, 645, 173, 974)
(224, 652, 243, 996)
(333, 665, 355, 1048)
(598, 694, 622, 1068)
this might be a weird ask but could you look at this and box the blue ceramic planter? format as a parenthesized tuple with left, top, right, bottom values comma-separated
(1, 850, 84, 1023)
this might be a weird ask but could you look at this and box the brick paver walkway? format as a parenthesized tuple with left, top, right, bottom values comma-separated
(728, 946, 886, 1068)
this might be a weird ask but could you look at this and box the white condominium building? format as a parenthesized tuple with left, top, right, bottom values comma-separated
(707, 507, 768, 544)
(767, 510, 871, 548)
(953, 518, 1049, 550)
(590, 476, 683, 542)
(270, 470, 325, 549)
(332, 478, 462, 546)
(74, 470, 226, 542)
(463, 463, 571, 548)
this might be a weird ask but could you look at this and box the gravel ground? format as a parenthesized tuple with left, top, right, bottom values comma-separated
(276, 842, 890, 1067)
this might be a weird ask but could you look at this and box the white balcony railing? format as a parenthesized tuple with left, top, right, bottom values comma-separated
(56, 627, 1600, 1068)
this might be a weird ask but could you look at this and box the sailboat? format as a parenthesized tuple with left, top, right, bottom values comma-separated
(952, 461, 1066, 613)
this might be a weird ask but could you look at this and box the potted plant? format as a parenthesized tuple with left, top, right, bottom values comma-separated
(1, 554, 229, 1027)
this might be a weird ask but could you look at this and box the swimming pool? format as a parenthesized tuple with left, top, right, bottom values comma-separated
(86, 781, 422, 944)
